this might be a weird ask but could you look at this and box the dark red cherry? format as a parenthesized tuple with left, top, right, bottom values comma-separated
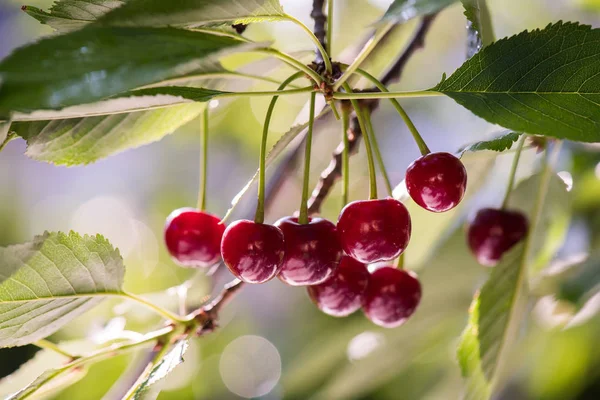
(164, 208, 225, 268)
(307, 256, 369, 317)
(405, 152, 467, 212)
(337, 198, 411, 264)
(220, 220, 285, 284)
(275, 216, 342, 286)
(467, 208, 529, 267)
(362, 266, 422, 328)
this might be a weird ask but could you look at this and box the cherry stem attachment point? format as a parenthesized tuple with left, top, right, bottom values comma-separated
(341, 107, 350, 208)
(364, 111, 393, 196)
(255, 71, 306, 224)
(344, 82, 377, 200)
(353, 68, 430, 156)
(501, 134, 526, 209)
(298, 92, 317, 224)
(198, 106, 209, 211)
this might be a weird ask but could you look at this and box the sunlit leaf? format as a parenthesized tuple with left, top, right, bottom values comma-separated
(11, 103, 204, 166)
(23, 1, 125, 32)
(0, 27, 257, 113)
(98, 0, 286, 27)
(131, 340, 189, 400)
(379, 0, 458, 24)
(434, 22, 600, 142)
(461, 131, 521, 153)
(0, 231, 124, 347)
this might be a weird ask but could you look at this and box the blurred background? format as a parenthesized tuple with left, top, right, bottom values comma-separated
(1, 0, 600, 399)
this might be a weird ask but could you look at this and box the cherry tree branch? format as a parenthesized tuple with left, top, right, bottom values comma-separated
(311, 0, 327, 62)
(306, 15, 438, 215)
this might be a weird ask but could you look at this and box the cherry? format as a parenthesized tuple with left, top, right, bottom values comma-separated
(307, 256, 369, 317)
(275, 216, 342, 286)
(220, 220, 285, 284)
(362, 266, 422, 328)
(467, 208, 529, 267)
(337, 198, 411, 264)
(405, 152, 467, 213)
(164, 208, 225, 268)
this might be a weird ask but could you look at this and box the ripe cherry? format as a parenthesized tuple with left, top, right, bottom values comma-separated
(307, 256, 369, 317)
(220, 220, 285, 284)
(405, 152, 467, 212)
(467, 208, 529, 267)
(337, 198, 411, 264)
(164, 208, 225, 268)
(275, 216, 342, 286)
(362, 266, 422, 328)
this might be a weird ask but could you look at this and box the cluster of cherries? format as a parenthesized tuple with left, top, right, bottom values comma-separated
(164, 152, 529, 328)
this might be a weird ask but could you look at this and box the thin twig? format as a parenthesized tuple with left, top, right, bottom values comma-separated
(306, 15, 438, 215)
(311, 0, 327, 62)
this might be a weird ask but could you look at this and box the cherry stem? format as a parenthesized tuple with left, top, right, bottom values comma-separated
(285, 14, 332, 74)
(364, 110, 393, 196)
(326, 0, 334, 56)
(341, 106, 350, 208)
(197, 106, 209, 211)
(298, 92, 317, 224)
(501, 134, 526, 209)
(255, 71, 305, 224)
(353, 68, 431, 156)
(329, 100, 341, 120)
(397, 253, 405, 270)
(256, 48, 323, 85)
(33, 339, 76, 359)
(344, 83, 377, 200)
(334, 22, 394, 90)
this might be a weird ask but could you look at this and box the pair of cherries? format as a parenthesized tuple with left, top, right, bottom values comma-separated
(308, 257, 422, 328)
(405, 151, 529, 267)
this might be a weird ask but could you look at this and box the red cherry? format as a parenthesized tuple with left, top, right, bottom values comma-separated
(220, 220, 285, 284)
(337, 198, 411, 264)
(275, 216, 342, 286)
(467, 208, 529, 267)
(164, 208, 225, 268)
(307, 256, 369, 317)
(362, 266, 422, 328)
(405, 152, 467, 212)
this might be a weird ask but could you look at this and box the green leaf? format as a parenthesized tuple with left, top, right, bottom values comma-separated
(433, 22, 600, 142)
(0, 119, 10, 145)
(457, 297, 491, 400)
(461, 131, 521, 152)
(0, 27, 257, 113)
(379, 0, 458, 24)
(0, 231, 124, 348)
(10, 103, 204, 166)
(461, 0, 495, 57)
(23, 1, 125, 32)
(557, 253, 600, 306)
(131, 340, 189, 400)
(457, 170, 569, 398)
(0, 340, 92, 399)
(98, 0, 286, 27)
